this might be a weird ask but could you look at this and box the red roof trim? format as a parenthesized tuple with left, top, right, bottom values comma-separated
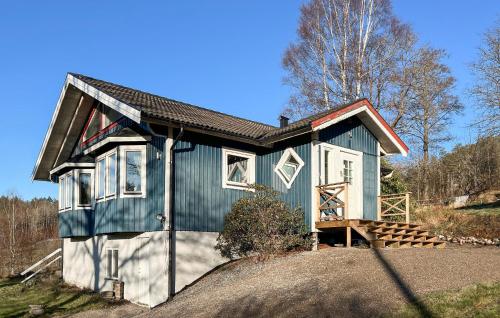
(311, 99, 409, 154)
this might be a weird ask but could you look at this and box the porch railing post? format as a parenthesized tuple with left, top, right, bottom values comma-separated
(344, 183, 349, 220)
(405, 192, 410, 223)
(315, 186, 321, 223)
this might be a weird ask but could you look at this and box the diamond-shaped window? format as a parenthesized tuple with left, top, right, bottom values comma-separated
(275, 148, 305, 189)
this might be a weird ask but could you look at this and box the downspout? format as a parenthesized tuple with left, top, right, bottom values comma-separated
(168, 126, 184, 298)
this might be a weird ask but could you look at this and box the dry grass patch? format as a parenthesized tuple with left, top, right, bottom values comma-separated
(412, 202, 500, 239)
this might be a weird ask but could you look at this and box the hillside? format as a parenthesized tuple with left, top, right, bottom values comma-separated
(138, 246, 500, 318)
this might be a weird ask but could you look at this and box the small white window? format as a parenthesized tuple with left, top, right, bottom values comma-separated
(120, 145, 146, 197)
(96, 149, 117, 201)
(222, 148, 255, 190)
(106, 248, 119, 279)
(76, 169, 94, 208)
(275, 148, 305, 189)
(59, 172, 73, 211)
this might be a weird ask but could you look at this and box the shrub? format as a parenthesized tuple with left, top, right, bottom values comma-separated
(215, 185, 312, 259)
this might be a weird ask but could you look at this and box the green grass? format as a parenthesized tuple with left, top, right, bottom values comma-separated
(389, 283, 500, 318)
(0, 276, 111, 318)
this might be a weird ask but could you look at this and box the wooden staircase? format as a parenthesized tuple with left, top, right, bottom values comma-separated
(352, 220, 446, 249)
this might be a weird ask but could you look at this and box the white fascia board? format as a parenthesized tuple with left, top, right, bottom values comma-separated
(67, 74, 141, 124)
(82, 136, 150, 155)
(312, 104, 408, 157)
(50, 162, 96, 176)
(32, 74, 143, 181)
(32, 77, 72, 181)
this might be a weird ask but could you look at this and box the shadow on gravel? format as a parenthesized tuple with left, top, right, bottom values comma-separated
(372, 248, 434, 318)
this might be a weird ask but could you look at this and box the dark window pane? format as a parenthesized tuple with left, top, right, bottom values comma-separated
(79, 173, 91, 205)
(227, 155, 248, 183)
(125, 151, 142, 192)
(112, 249, 118, 278)
(102, 105, 122, 128)
(107, 250, 112, 277)
(84, 110, 101, 140)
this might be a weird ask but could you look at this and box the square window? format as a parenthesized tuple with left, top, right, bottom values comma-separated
(222, 148, 255, 190)
(275, 148, 304, 189)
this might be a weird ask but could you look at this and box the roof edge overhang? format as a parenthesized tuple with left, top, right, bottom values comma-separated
(311, 99, 409, 156)
(32, 73, 143, 181)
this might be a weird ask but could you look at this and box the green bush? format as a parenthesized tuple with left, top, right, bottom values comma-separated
(215, 185, 312, 259)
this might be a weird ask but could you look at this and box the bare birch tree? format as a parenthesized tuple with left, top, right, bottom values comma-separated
(470, 21, 500, 136)
(283, 0, 416, 122)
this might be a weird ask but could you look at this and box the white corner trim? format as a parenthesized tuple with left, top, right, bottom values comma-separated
(82, 136, 150, 155)
(67, 74, 141, 124)
(274, 147, 305, 189)
(310, 141, 320, 232)
(164, 127, 173, 227)
(50, 162, 96, 176)
(119, 145, 147, 198)
(221, 147, 256, 191)
(377, 141, 381, 197)
(311, 104, 408, 157)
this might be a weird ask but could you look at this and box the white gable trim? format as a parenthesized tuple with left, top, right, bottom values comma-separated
(32, 74, 142, 181)
(312, 105, 408, 157)
(67, 74, 141, 123)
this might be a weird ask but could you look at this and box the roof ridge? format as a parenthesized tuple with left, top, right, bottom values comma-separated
(69, 72, 278, 130)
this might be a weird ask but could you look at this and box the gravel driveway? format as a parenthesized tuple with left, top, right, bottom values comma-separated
(69, 246, 500, 318)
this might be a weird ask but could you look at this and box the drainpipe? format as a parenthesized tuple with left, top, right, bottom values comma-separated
(146, 123, 184, 299)
(168, 126, 184, 298)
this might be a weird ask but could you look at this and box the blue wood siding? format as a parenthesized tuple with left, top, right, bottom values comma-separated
(58, 136, 165, 237)
(173, 135, 249, 232)
(173, 132, 312, 232)
(256, 138, 312, 228)
(318, 117, 379, 220)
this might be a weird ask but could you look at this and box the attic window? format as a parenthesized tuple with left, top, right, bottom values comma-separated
(275, 148, 304, 189)
(81, 103, 123, 144)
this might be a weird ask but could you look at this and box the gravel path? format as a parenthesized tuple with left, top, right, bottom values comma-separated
(70, 246, 500, 318)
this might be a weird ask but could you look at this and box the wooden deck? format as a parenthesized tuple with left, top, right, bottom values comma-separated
(315, 219, 446, 249)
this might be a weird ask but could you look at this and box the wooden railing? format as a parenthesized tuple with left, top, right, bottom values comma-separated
(315, 182, 349, 222)
(377, 192, 411, 223)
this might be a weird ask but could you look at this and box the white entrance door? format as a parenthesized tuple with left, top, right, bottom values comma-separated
(320, 145, 363, 219)
(136, 237, 150, 306)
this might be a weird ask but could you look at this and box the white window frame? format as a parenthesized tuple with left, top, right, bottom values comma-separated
(96, 148, 118, 202)
(120, 145, 147, 198)
(58, 171, 73, 212)
(106, 247, 119, 280)
(274, 148, 305, 189)
(75, 169, 94, 209)
(222, 147, 256, 191)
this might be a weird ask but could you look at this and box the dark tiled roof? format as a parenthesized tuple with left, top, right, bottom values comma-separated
(70, 73, 277, 140)
(70, 73, 360, 144)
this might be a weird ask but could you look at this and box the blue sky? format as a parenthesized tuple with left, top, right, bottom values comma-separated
(0, 1, 498, 199)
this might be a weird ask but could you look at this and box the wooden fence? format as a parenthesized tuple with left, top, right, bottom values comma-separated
(377, 192, 411, 223)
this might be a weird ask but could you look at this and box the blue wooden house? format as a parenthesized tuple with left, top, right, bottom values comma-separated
(33, 73, 417, 307)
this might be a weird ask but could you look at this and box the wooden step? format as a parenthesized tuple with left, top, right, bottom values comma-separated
(372, 239, 446, 249)
(369, 227, 429, 236)
(358, 220, 422, 230)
